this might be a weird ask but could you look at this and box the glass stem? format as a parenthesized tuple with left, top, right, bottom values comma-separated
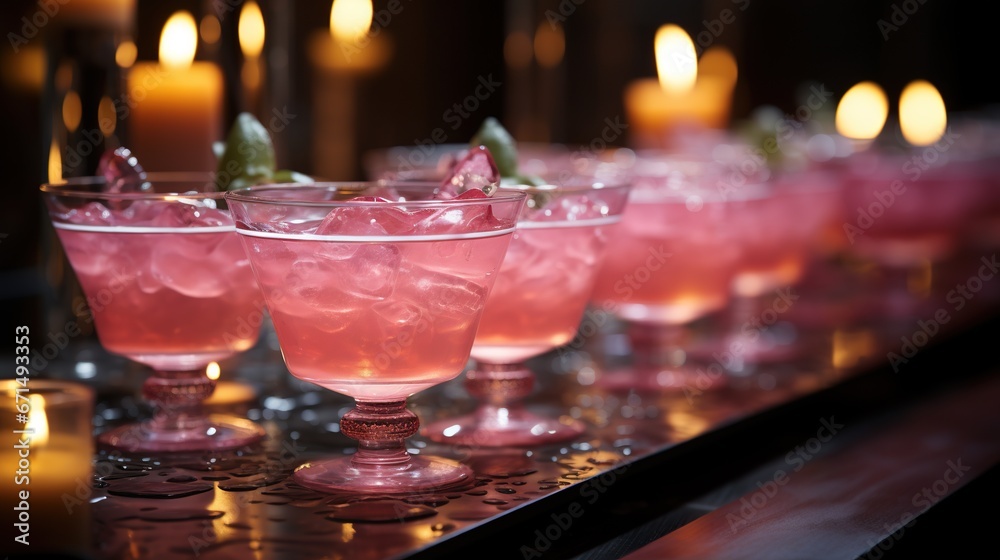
(341, 400, 417, 468)
(728, 292, 764, 337)
(465, 362, 534, 411)
(627, 322, 687, 372)
(142, 368, 215, 433)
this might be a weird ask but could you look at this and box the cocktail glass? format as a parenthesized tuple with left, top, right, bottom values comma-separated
(590, 156, 753, 392)
(840, 151, 984, 320)
(40, 174, 266, 452)
(226, 182, 525, 494)
(425, 176, 631, 447)
(696, 168, 842, 371)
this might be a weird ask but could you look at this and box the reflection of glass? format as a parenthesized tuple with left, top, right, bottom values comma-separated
(41, 175, 265, 452)
(227, 183, 524, 494)
(426, 178, 631, 447)
(590, 158, 750, 392)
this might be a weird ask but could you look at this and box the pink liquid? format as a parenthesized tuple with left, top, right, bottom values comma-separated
(841, 155, 984, 265)
(472, 220, 614, 363)
(55, 225, 262, 370)
(240, 232, 513, 400)
(731, 183, 839, 296)
(591, 198, 740, 324)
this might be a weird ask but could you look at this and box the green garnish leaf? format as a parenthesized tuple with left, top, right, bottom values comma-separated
(216, 112, 276, 190)
(470, 117, 519, 178)
(215, 112, 313, 190)
(273, 169, 314, 183)
(501, 173, 547, 187)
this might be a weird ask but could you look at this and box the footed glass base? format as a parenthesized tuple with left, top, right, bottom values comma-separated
(596, 364, 728, 393)
(425, 406, 585, 447)
(97, 414, 265, 453)
(293, 455, 473, 495)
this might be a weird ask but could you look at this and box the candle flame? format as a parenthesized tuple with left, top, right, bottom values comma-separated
(330, 0, 373, 44)
(239, 1, 266, 59)
(207, 362, 221, 381)
(835, 81, 889, 140)
(27, 394, 49, 447)
(899, 80, 946, 146)
(654, 24, 697, 94)
(48, 139, 62, 183)
(159, 11, 198, 70)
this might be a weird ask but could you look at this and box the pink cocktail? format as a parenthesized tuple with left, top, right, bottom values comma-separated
(228, 182, 525, 494)
(696, 169, 842, 369)
(590, 157, 748, 392)
(840, 151, 986, 320)
(426, 180, 631, 447)
(41, 175, 266, 452)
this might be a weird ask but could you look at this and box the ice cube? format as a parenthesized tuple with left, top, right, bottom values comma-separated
(98, 147, 150, 193)
(371, 300, 425, 333)
(151, 200, 230, 228)
(286, 258, 325, 301)
(398, 263, 487, 332)
(65, 201, 114, 226)
(438, 146, 500, 199)
(150, 244, 229, 298)
(365, 184, 404, 201)
(135, 261, 163, 294)
(331, 244, 402, 300)
(537, 194, 609, 222)
(415, 189, 503, 235)
(317, 197, 435, 236)
(118, 200, 164, 224)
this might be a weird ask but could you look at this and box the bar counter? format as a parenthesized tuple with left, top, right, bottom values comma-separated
(7, 246, 1000, 560)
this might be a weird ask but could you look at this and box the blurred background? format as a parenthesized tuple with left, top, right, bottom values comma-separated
(1, 0, 997, 342)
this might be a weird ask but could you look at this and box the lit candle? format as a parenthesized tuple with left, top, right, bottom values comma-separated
(1, 380, 94, 555)
(126, 11, 223, 172)
(623, 25, 737, 150)
(203, 362, 257, 410)
(839, 80, 978, 265)
(308, 0, 392, 179)
(239, 1, 266, 113)
(835, 81, 890, 151)
(898, 80, 948, 148)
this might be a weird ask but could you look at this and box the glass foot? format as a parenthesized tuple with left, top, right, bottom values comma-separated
(596, 364, 728, 393)
(293, 455, 473, 495)
(425, 406, 585, 447)
(97, 414, 265, 453)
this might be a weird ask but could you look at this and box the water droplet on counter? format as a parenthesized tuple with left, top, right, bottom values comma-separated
(325, 501, 437, 523)
(107, 480, 214, 499)
(165, 475, 198, 483)
(403, 495, 450, 507)
(137, 509, 225, 522)
(482, 499, 507, 505)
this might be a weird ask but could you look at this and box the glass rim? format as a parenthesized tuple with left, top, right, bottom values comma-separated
(498, 177, 631, 193)
(225, 182, 528, 208)
(40, 172, 224, 200)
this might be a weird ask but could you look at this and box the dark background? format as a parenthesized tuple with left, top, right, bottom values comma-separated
(1, 0, 997, 337)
